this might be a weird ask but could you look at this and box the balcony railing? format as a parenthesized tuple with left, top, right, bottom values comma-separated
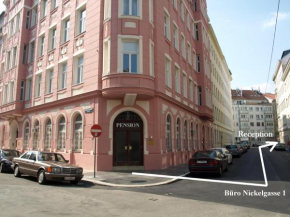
(240, 118, 249, 122)
(264, 110, 273, 114)
(240, 110, 248, 114)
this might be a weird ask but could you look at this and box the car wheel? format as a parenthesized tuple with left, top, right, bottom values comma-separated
(0, 163, 5, 173)
(38, 170, 47, 185)
(14, 165, 21, 177)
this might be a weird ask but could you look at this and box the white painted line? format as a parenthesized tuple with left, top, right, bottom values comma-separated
(133, 143, 277, 188)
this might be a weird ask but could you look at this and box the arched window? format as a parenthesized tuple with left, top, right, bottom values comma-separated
(196, 124, 199, 149)
(58, 116, 66, 150)
(73, 114, 83, 151)
(166, 115, 172, 151)
(176, 118, 181, 150)
(24, 122, 30, 149)
(184, 120, 188, 150)
(44, 119, 52, 150)
(191, 122, 194, 150)
(33, 120, 40, 150)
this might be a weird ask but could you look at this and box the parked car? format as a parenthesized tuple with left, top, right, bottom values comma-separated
(225, 145, 242, 157)
(252, 143, 260, 147)
(12, 151, 83, 185)
(274, 143, 286, 151)
(211, 148, 233, 164)
(241, 143, 248, 153)
(188, 150, 228, 176)
(0, 149, 21, 173)
(242, 141, 250, 149)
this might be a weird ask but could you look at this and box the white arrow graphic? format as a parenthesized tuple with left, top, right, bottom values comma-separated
(133, 142, 278, 187)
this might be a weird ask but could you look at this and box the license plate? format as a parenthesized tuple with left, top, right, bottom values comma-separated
(197, 161, 207, 164)
(64, 177, 75, 181)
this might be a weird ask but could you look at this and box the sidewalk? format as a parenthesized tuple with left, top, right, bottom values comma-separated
(83, 163, 189, 187)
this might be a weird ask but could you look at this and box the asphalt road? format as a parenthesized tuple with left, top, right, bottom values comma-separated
(0, 148, 289, 217)
(120, 148, 290, 215)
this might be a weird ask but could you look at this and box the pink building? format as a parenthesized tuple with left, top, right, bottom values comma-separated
(0, 0, 213, 171)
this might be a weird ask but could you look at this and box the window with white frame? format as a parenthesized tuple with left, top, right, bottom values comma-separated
(183, 72, 187, 98)
(20, 81, 25, 101)
(184, 121, 188, 150)
(176, 118, 181, 150)
(9, 81, 14, 102)
(35, 74, 42, 98)
(149, 0, 153, 23)
(74, 55, 84, 84)
(193, 51, 196, 70)
(198, 86, 202, 105)
(195, 84, 198, 104)
(6, 50, 11, 71)
(58, 116, 66, 150)
(28, 41, 35, 63)
(38, 36, 45, 57)
(3, 84, 8, 104)
(51, 0, 59, 10)
(50, 28, 57, 50)
(104, 0, 111, 20)
(31, 6, 38, 27)
(166, 115, 172, 151)
(25, 11, 30, 29)
(33, 120, 40, 150)
(73, 114, 83, 151)
(195, 24, 199, 40)
(122, 41, 139, 73)
(189, 79, 193, 101)
(180, 0, 184, 21)
(76, 8, 86, 35)
(186, 10, 190, 29)
(15, 14, 20, 31)
(122, 0, 140, 16)
(44, 119, 52, 150)
(59, 63, 67, 89)
(61, 19, 70, 43)
(164, 9, 170, 40)
(181, 34, 186, 58)
(23, 122, 29, 149)
(197, 54, 201, 72)
(22, 44, 28, 64)
(12, 47, 17, 68)
(46, 70, 53, 94)
(175, 65, 180, 93)
(165, 55, 172, 88)
(173, 23, 179, 50)
(103, 38, 111, 75)
(187, 43, 191, 65)
(172, 0, 177, 9)
(41, 0, 48, 19)
(25, 79, 32, 100)
(9, 19, 14, 37)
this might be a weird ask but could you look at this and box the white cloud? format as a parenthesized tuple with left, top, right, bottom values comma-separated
(240, 82, 275, 94)
(263, 12, 290, 28)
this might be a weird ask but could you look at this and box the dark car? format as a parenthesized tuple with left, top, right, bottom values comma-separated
(12, 151, 83, 185)
(0, 149, 21, 173)
(252, 143, 260, 147)
(188, 150, 228, 175)
(237, 144, 245, 154)
(274, 143, 286, 151)
(241, 143, 248, 153)
(226, 145, 242, 157)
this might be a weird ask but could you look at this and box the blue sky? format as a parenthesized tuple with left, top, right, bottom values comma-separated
(207, 0, 290, 93)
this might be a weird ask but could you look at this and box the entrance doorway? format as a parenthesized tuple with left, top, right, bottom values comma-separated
(9, 120, 18, 149)
(113, 111, 143, 166)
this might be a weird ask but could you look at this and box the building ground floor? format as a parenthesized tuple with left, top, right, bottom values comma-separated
(213, 124, 234, 147)
(0, 94, 214, 171)
(279, 129, 290, 144)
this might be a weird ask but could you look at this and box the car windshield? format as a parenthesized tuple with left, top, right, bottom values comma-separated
(194, 151, 215, 158)
(226, 145, 237, 149)
(3, 150, 20, 157)
(38, 153, 66, 162)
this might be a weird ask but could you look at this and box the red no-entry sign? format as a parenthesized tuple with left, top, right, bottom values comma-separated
(91, 124, 102, 138)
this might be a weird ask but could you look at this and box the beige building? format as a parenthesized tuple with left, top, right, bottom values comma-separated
(209, 24, 234, 147)
(273, 50, 290, 145)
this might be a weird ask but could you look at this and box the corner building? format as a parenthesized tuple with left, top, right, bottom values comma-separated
(0, 0, 214, 171)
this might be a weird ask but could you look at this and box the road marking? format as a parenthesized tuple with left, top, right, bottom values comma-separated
(133, 143, 278, 188)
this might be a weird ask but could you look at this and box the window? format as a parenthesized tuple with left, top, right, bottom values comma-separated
(20, 81, 25, 101)
(150, 41, 154, 76)
(173, 0, 177, 9)
(73, 114, 83, 151)
(9, 19, 14, 37)
(25, 11, 30, 29)
(173, 23, 179, 50)
(181, 34, 185, 58)
(51, 0, 59, 10)
(180, 0, 184, 21)
(104, 0, 111, 20)
(187, 43, 192, 65)
(15, 14, 20, 31)
(33, 120, 40, 150)
(25, 79, 32, 100)
(189, 80, 193, 101)
(23, 122, 30, 149)
(123, 0, 139, 16)
(175, 65, 180, 93)
(35, 74, 42, 98)
(250, 122, 254, 127)
(122, 41, 138, 73)
(257, 122, 260, 127)
(195, 24, 199, 41)
(62, 19, 70, 43)
(59, 63, 67, 90)
(184, 121, 188, 150)
(28, 41, 35, 63)
(198, 86, 202, 105)
(79, 9, 86, 34)
(31, 7, 38, 27)
(3, 85, 8, 104)
(103, 38, 111, 75)
(165, 56, 172, 88)
(22, 44, 28, 64)
(58, 117, 66, 150)
(9, 81, 14, 102)
(166, 115, 172, 151)
(12, 47, 17, 68)
(176, 118, 181, 150)
(50, 28, 57, 50)
(194, 0, 198, 11)
(44, 119, 52, 150)
(41, 0, 48, 18)
(193, 51, 196, 70)
(183, 73, 187, 98)
(197, 55, 201, 72)
(6, 50, 11, 71)
(39, 36, 45, 56)
(149, 0, 153, 23)
(191, 123, 194, 149)
(186, 10, 190, 29)
(75, 55, 84, 84)
(46, 70, 54, 94)
(164, 10, 170, 40)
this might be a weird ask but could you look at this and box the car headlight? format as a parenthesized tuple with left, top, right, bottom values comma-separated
(76, 168, 83, 174)
(51, 167, 61, 174)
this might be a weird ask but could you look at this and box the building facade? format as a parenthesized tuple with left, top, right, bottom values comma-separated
(0, 0, 216, 171)
(273, 50, 290, 144)
(232, 90, 276, 144)
(208, 24, 234, 147)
